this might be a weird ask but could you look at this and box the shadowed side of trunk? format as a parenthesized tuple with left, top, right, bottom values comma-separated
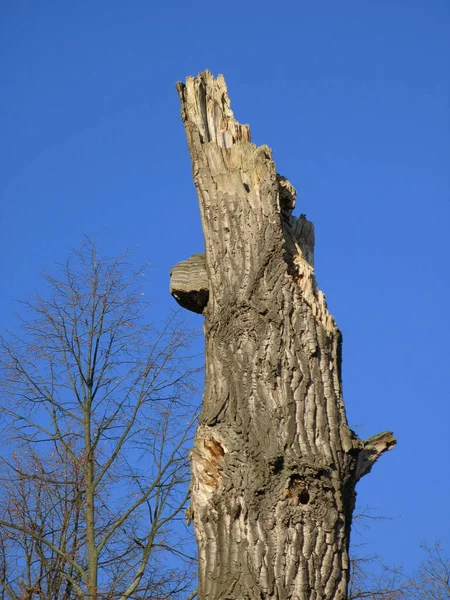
(172, 71, 395, 600)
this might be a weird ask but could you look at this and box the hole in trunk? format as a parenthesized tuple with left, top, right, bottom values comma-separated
(286, 474, 310, 504)
(271, 456, 284, 474)
(299, 489, 310, 504)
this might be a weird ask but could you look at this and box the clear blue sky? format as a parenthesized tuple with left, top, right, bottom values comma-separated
(1, 0, 449, 576)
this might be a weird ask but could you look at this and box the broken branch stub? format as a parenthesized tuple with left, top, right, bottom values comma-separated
(172, 70, 396, 600)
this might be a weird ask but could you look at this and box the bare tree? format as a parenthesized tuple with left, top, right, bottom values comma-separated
(347, 508, 407, 599)
(170, 71, 396, 599)
(0, 447, 85, 600)
(348, 556, 407, 600)
(410, 542, 450, 600)
(348, 541, 450, 599)
(0, 239, 199, 600)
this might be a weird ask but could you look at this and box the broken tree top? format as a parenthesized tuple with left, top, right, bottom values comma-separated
(177, 72, 251, 148)
(171, 70, 319, 321)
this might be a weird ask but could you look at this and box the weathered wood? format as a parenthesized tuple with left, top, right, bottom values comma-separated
(174, 70, 395, 600)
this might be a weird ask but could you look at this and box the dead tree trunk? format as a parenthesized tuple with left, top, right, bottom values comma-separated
(171, 71, 395, 600)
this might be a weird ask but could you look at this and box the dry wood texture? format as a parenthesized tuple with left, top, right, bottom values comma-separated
(171, 71, 396, 600)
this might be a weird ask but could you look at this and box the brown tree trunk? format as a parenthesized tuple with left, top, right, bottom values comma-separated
(171, 71, 396, 600)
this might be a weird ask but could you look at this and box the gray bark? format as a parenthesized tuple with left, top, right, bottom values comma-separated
(172, 71, 395, 600)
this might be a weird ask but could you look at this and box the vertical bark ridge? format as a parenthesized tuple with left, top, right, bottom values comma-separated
(175, 70, 395, 600)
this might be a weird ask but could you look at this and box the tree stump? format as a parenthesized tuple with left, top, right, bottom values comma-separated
(171, 71, 395, 600)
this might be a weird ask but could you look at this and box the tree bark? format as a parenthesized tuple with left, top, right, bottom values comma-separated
(172, 71, 396, 600)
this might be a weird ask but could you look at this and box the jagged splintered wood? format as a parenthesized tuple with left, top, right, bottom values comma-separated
(171, 71, 396, 600)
